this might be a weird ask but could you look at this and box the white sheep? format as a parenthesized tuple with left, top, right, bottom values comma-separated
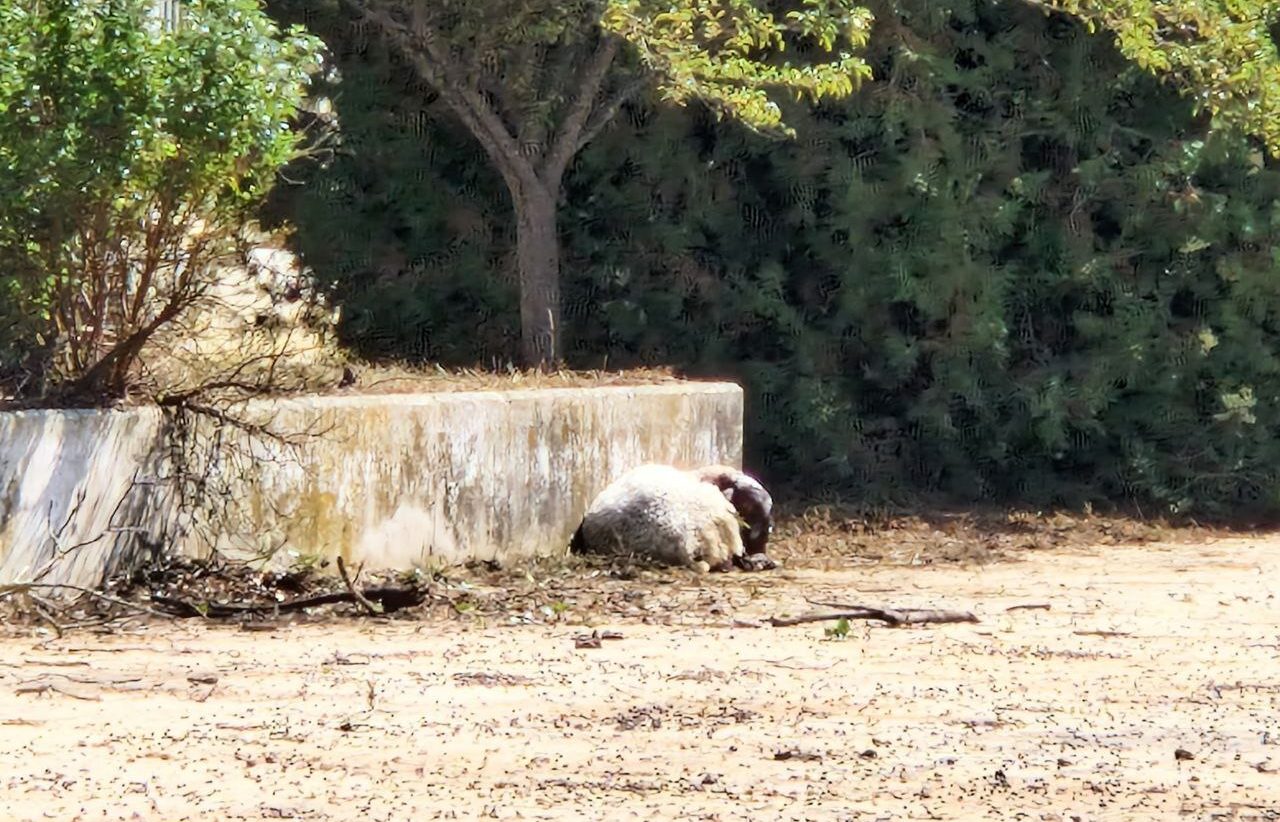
(569, 463, 776, 572)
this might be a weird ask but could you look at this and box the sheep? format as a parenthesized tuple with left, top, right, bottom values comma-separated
(693, 464, 775, 559)
(569, 463, 777, 572)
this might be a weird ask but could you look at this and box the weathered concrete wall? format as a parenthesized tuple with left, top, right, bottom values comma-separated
(0, 407, 172, 588)
(0, 383, 743, 586)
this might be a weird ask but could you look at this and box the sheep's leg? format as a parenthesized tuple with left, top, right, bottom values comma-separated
(734, 552, 777, 572)
(708, 557, 735, 573)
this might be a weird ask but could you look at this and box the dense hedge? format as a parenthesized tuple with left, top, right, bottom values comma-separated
(264, 0, 1280, 516)
(0, 0, 317, 399)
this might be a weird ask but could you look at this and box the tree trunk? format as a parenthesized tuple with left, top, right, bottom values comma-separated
(66, 298, 185, 403)
(513, 181, 562, 368)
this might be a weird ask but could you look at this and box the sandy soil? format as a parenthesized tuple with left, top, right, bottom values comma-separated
(2, 535, 1279, 821)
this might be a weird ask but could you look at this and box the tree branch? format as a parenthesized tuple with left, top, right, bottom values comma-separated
(345, 0, 542, 196)
(541, 33, 621, 186)
(488, 41, 541, 146)
(530, 37, 587, 148)
(337, 557, 382, 615)
(770, 603, 980, 627)
(0, 582, 173, 618)
(149, 584, 427, 618)
(575, 75, 648, 154)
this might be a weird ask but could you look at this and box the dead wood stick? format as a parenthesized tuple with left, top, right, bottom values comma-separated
(771, 605, 979, 628)
(26, 594, 66, 638)
(151, 592, 348, 617)
(337, 557, 382, 616)
(1005, 603, 1052, 612)
(805, 600, 980, 622)
(38, 673, 145, 686)
(0, 582, 171, 618)
(14, 680, 101, 701)
(150, 585, 425, 619)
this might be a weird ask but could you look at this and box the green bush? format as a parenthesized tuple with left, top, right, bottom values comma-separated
(0, 0, 320, 401)
(270, 0, 1280, 517)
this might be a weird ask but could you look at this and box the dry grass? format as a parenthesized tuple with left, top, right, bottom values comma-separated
(261, 361, 688, 400)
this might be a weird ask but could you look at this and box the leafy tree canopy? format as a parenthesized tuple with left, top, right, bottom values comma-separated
(601, 0, 875, 135)
(271, 0, 1280, 517)
(1048, 0, 1280, 154)
(325, 0, 874, 366)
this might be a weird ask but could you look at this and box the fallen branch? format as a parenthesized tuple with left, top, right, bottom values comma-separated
(150, 584, 426, 619)
(26, 593, 66, 638)
(0, 582, 172, 618)
(32, 673, 143, 686)
(14, 679, 101, 701)
(1005, 603, 1051, 612)
(337, 557, 383, 616)
(771, 603, 979, 628)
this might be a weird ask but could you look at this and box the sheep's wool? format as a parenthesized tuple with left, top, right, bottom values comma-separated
(577, 464, 745, 569)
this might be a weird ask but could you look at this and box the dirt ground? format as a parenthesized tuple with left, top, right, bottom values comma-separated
(2, 533, 1279, 821)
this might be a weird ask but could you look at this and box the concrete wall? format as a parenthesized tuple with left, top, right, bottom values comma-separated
(0, 382, 743, 586)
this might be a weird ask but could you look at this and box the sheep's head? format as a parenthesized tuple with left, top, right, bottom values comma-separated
(694, 465, 774, 555)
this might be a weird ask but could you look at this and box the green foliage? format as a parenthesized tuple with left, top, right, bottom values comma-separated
(338, 0, 874, 137)
(0, 0, 320, 398)
(284, 0, 876, 366)
(602, 0, 875, 135)
(258, 16, 519, 362)
(1050, 0, 1280, 156)
(565, 0, 1280, 515)
(824, 617, 852, 638)
(273, 0, 1280, 517)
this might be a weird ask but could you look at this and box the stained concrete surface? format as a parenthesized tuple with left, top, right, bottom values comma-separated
(0, 383, 742, 585)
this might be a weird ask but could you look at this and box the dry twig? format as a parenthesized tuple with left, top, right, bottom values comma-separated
(14, 679, 101, 701)
(337, 557, 382, 616)
(0, 582, 171, 618)
(150, 583, 425, 619)
(771, 602, 979, 627)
